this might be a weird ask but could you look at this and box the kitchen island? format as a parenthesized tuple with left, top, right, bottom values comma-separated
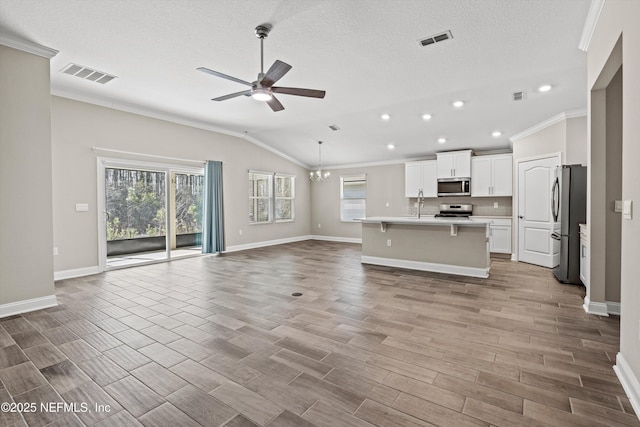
(360, 216, 491, 278)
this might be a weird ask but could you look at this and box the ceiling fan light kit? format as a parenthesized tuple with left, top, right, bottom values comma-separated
(198, 24, 325, 112)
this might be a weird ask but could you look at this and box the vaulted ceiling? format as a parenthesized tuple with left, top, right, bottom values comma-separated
(0, 0, 590, 167)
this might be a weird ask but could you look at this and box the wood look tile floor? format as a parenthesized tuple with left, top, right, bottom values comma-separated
(1, 240, 638, 426)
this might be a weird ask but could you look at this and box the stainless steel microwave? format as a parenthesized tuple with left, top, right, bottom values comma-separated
(437, 177, 471, 197)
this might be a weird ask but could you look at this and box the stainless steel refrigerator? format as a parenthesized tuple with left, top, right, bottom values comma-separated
(551, 165, 587, 284)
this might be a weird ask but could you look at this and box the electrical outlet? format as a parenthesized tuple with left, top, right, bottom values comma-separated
(238, 229, 243, 235)
(385, 202, 390, 208)
(494, 202, 499, 208)
(387, 239, 392, 247)
(317, 223, 322, 229)
(53, 247, 58, 256)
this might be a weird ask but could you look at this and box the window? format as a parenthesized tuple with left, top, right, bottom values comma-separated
(275, 174, 295, 222)
(340, 174, 366, 221)
(249, 171, 296, 223)
(249, 172, 272, 223)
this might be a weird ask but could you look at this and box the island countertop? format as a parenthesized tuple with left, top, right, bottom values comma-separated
(360, 216, 490, 227)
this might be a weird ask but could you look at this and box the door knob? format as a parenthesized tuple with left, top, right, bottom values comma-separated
(518, 215, 524, 219)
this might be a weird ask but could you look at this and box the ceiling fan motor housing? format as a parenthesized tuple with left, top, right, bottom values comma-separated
(255, 25, 271, 39)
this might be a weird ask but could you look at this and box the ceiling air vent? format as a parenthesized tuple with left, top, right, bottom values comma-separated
(418, 30, 453, 47)
(329, 124, 340, 131)
(513, 91, 527, 101)
(61, 63, 117, 84)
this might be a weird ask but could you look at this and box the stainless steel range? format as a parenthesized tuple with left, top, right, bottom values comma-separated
(434, 204, 472, 218)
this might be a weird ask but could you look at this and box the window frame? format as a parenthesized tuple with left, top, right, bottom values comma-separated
(275, 173, 295, 223)
(248, 170, 296, 225)
(248, 171, 274, 224)
(340, 174, 367, 222)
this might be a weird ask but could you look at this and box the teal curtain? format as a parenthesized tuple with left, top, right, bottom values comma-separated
(202, 161, 225, 253)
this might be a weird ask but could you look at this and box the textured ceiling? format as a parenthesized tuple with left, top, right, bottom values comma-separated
(0, 0, 590, 168)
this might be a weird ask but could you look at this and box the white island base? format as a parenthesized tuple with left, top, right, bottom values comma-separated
(360, 217, 490, 278)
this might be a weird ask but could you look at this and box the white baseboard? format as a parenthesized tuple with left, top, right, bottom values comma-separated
(614, 352, 640, 420)
(606, 301, 621, 316)
(582, 296, 609, 316)
(311, 235, 362, 244)
(361, 255, 489, 278)
(54, 266, 101, 281)
(224, 235, 312, 253)
(0, 295, 58, 318)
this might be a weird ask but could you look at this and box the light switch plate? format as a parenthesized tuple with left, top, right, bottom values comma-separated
(623, 200, 632, 220)
(75, 203, 89, 212)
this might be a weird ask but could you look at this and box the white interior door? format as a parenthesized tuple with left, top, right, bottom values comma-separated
(518, 156, 560, 267)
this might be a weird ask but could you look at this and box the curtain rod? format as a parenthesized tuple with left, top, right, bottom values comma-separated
(92, 146, 206, 165)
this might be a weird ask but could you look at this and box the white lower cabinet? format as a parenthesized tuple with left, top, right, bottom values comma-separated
(579, 224, 589, 287)
(470, 217, 512, 254)
(490, 220, 512, 254)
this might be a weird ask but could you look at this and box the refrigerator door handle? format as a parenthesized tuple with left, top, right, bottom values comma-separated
(551, 177, 560, 222)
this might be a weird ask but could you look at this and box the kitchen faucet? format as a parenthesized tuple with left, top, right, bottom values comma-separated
(417, 189, 424, 219)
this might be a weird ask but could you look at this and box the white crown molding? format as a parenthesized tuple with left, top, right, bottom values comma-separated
(578, 0, 606, 52)
(50, 90, 309, 169)
(0, 295, 58, 318)
(0, 33, 58, 59)
(509, 110, 587, 144)
(510, 112, 567, 143)
(613, 352, 640, 419)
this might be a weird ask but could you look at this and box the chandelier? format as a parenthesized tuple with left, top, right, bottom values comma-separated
(309, 141, 330, 182)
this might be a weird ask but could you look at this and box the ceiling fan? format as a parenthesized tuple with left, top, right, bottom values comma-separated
(197, 24, 326, 112)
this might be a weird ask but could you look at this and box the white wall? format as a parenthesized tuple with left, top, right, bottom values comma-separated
(566, 116, 588, 166)
(511, 116, 588, 256)
(588, 0, 640, 406)
(51, 96, 311, 272)
(310, 163, 407, 240)
(0, 44, 55, 310)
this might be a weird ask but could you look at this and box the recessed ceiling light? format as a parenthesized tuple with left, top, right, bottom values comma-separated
(538, 84, 552, 92)
(492, 131, 502, 137)
(381, 114, 391, 120)
(422, 114, 432, 121)
(438, 138, 446, 144)
(387, 144, 395, 150)
(452, 100, 465, 108)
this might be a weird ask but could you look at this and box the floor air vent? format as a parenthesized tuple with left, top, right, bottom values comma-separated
(61, 63, 117, 84)
(418, 30, 453, 47)
(513, 91, 527, 101)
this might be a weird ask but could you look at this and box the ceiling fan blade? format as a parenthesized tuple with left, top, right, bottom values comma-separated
(271, 86, 326, 98)
(266, 95, 285, 112)
(197, 67, 253, 87)
(260, 60, 292, 87)
(212, 90, 252, 101)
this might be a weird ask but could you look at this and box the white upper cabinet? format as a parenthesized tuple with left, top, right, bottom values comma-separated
(405, 160, 437, 198)
(471, 154, 512, 197)
(437, 150, 472, 179)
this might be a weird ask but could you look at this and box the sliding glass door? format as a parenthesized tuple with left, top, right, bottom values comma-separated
(98, 159, 204, 270)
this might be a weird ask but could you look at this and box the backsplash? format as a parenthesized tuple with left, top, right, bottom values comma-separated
(407, 196, 512, 216)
